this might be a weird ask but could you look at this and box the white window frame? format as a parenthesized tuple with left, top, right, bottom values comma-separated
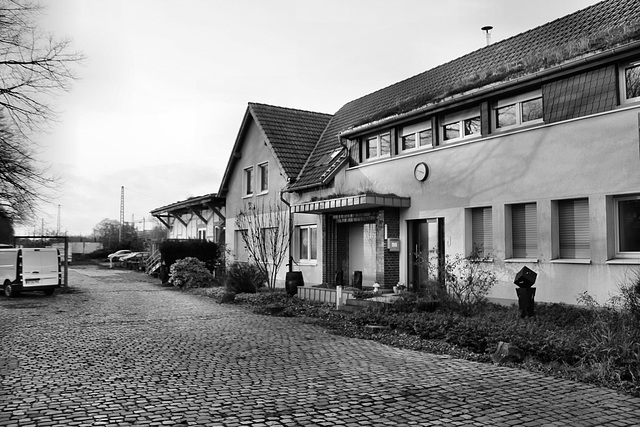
(258, 162, 269, 194)
(505, 202, 538, 261)
(440, 107, 481, 144)
(619, 60, 640, 104)
(493, 90, 543, 131)
(363, 132, 391, 161)
(298, 224, 318, 264)
(400, 121, 432, 153)
(614, 194, 640, 259)
(197, 228, 207, 240)
(243, 166, 254, 197)
(553, 198, 590, 261)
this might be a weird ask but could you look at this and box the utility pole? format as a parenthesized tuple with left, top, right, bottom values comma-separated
(119, 186, 124, 243)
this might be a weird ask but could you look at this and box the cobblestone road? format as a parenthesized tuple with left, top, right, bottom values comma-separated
(2, 265, 640, 427)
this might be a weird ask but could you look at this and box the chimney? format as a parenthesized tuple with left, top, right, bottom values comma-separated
(482, 26, 493, 46)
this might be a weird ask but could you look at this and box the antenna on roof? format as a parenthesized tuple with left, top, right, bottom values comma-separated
(481, 26, 493, 46)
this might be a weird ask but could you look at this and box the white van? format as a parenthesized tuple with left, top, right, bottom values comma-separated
(0, 248, 62, 297)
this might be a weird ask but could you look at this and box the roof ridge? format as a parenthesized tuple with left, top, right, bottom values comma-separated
(343, 0, 620, 111)
(248, 101, 332, 117)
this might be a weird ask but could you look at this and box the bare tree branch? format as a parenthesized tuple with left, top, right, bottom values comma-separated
(0, 0, 83, 225)
(235, 199, 291, 289)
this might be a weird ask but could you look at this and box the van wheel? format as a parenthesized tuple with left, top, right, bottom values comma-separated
(4, 282, 20, 298)
(43, 289, 55, 296)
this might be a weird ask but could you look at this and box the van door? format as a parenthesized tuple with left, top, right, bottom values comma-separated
(39, 249, 61, 286)
(21, 248, 60, 288)
(21, 248, 42, 287)
(0, 249, 18, 284)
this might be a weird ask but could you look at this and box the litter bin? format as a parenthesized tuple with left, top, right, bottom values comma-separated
(285, 271, 304, 296)
(514, 266, 537, 318)
(353, 271, 363, 289)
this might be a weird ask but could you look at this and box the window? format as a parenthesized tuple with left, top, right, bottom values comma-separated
(510, 203, 537, 259)
(494, 91, 543, 130)
(258, 162, 268, 193)
(557, 198, 590, 259)
(262, 227, 277, 260)
(364, 132, 391, 160)
(622, 62, 640, 102)
(471, 207, 493, 257)
(299, 225, 317, 261)
(198, 228, 207, 240)
(234, 230, 249, 262)
(400, 121, 432, 153)
(615, 195, 640, 257)
(441, 107, 481, 143)
(244, 166, 254, 196)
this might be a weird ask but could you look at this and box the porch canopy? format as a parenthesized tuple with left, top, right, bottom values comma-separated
(292, 193, 410, 214)
(151, 193, 225, 229)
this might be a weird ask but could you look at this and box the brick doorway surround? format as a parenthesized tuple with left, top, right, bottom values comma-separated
(322, 208, 400, 288)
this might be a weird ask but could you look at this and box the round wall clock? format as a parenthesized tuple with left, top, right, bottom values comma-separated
(413, 162, 429, 182)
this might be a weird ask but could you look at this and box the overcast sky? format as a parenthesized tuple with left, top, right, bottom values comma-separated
(17, 0, 602, 236)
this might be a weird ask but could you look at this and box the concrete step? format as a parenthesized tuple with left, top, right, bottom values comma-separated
(336, 297, 392, 313)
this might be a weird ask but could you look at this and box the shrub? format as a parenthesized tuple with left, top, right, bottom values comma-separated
(225, 262, 266, 294)
(352, 290, 377, 299)
(160, 240, 220, 272)
(414, 251, 497, 315)
(441, 253, 497, 315)
(169, 257, 214, 289)
(219, 291, 236, 304)
(578, 283, 640, 383)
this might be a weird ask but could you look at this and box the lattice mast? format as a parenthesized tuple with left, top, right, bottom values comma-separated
(119, 186, 124, 242)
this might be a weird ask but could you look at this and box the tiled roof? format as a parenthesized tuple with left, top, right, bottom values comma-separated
(248, 103, 332, 180)
(150, 193, 224, 215)
(289, 0, 640, 191)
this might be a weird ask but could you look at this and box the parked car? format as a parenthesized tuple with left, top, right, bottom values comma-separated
(119, 251, 150, 271)
(108, 249, 132, 267)
(107, 249, 131, 261)
(119, 251, 149, 262)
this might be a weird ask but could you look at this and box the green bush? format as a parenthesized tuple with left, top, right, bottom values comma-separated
(352, 290, 377, 299)
(160, 240, 220, 272)
(441, 253, 497, 315)
(578, 280, 640, 383)
(169, 257, 214, 289)
(219, 291, 236, 304)
(225, 262, 266, 294)
(414, 252, 497, 315)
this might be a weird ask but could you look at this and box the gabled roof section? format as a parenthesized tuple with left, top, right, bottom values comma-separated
(288, 0, 640, 192)
(150, 193, 224, 216)
(248, 103, 332, 179)
(218, 103, 331, 197)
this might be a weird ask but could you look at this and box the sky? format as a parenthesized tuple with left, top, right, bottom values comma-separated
(16, 0, 603, 236)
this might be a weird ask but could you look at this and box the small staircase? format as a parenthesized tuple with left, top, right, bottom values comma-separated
(145, 250, 161, 276)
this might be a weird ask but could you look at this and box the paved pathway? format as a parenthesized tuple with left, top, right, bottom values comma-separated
(1, 265, 640, 426)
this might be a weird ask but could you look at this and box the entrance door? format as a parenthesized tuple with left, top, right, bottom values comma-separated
(407, 218, 444, 291)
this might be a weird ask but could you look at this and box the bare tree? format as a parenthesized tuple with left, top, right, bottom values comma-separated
(235, 199, 290, 289)
(0, 117, 53, 221)
(0, 0, 82, 133)
(0, 206, 14, 244)
(0, 0, 82, 223)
